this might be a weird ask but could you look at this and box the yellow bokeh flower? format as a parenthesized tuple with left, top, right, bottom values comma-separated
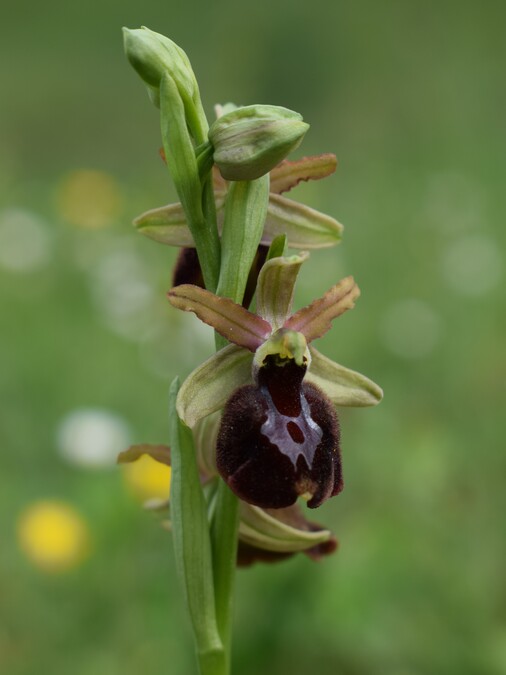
(55, 169, 122, 229)
(122, 453, 171, 503)
(17, 500, 91, 572)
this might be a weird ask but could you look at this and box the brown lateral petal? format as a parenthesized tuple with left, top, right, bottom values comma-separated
(283, 276, 360, 343)
(168, 284, 272, 352)
(269, 154, 337, 194)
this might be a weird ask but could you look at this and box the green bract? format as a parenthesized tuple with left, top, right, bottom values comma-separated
(208, 105, 309, 181)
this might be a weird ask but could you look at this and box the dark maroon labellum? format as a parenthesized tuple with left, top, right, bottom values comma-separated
(216, 356, 342, 509)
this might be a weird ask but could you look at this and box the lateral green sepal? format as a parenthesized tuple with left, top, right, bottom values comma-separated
(176, 346, 253, 428)
(306, 347, 384, 407)
(239, 503, 333, 553)
(263, 193, 343, 249)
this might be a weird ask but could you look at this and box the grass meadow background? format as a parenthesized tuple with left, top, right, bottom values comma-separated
(1, 1, 505, 674)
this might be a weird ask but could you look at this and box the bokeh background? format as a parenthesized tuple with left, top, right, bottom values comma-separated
(1, 1, 505, 674)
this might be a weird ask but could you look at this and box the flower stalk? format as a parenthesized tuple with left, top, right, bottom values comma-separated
(122, 26, 382, 675)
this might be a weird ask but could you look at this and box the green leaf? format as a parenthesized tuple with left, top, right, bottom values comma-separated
(176, 345, 253, 428)
(256, 252, 309, 330)
(306, 347, 384, 407)
(284, 275, 360, 343)
(117, 443, 171, 466)
(269, 153, 337, 195)
(168, 378, 224, 663)
(216, 174, 270, 304)
(168, 284, 272, 351)
(239, 503, 333, 553)
(262, 193, 343, 249)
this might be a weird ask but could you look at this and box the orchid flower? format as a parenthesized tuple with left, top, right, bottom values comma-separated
(168, 252, 383, 510)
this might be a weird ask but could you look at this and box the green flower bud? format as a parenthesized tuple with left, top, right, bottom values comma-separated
(208, 105, 309, 181)
(122, 26, 197, 107)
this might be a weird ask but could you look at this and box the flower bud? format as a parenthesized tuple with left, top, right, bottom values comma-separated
(123, 26, 197, 106)
(208, 105, 309, 181)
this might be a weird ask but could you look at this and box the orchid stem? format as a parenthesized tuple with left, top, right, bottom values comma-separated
(210, 485, 239, 674)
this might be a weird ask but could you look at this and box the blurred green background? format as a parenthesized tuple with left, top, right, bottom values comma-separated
(1, 1, 505, 674)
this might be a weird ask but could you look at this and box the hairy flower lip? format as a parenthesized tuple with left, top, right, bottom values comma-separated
(216, 359, 342, 510)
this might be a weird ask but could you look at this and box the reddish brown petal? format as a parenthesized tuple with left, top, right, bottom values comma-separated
(283, 276, 360, 343)
(269, 154, 337, 195)
(168, 284, 272, 351)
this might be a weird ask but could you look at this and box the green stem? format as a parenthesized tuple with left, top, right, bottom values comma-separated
(210, 485, 239, 673)
(206, 174, 270, 671)
(200, 176, 221, 293)
(198, 647, 228, 675)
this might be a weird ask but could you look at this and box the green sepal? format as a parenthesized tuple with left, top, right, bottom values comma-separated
(284, 275, 360, 343)
(176, 345, 253, 428)
(239, 503, 333, 553)
(168, 378, 224, 663)
(256, 252, 309, 330)
(134, 202, 195, 247)
(133, 196, 226, 247)
(264, 193, 343, 249)
(216, 174, 270, 304)
(306, 347, 384, 407)
(133, 189, 341, 251)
